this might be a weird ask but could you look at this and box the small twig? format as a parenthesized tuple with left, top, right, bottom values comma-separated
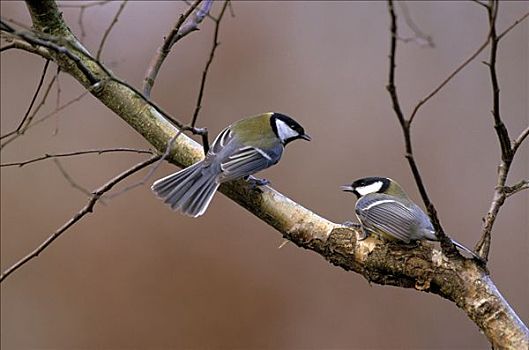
(0, 59, 50, 140)
(227, 1, 236, 18)
(96, 0, 128, 60)
(470, 0, 489, 9)
(53, 158, 93, 198)
(108, 131, 183, 199)
(191, 1, 229, 129)
(487, 1, 512, 163)
(475, 1, 528, 261)
(386, 0, 454, 254)
(497, 11, 529, 41)
(408, 6, 528, 126)
(58, 1, 112, 9)
(504, 180, 529, 199)
(142, 0, 204, 97)
(512, 126, 529, 155)
(59, 0, 113, 43)
(1, 90, 89, 149)
(409, 36, 491, 124)
(1, 148, 153, 168)
(0, 155, 161, 283)
(397, 1, 435, 47)
(53, 66, 62, 135)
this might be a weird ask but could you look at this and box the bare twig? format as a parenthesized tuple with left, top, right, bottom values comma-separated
(497, 11, 529, 41)
(59, 0, 112, 42)
(53, 66, 61, 134)
(386, 0, 455, 255)
(107, 131, 182, 198)
(96, 0, 128, 60)
(1, 90, 89, 149)
(1, 148, 153, 168)
(470, 0, 489, 9)
(0, 155, 160, 283)
(406, 2, 527, 126)
(142, 0, 205, 97)
(408, 36, 491, 124)
(504, 180, 529, 198)
(512, 126, 529, 154)
(475, 1, 528, 260)
(190, 1, 229, 129)
(0, 59, 50, 140)
(53, 158, 92, 197)
(58, 1, 112, 9)
(397, 1, 435, 47)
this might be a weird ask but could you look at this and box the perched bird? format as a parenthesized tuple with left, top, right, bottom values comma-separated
(341, 176, 480, 259)
(152, 112, 311, 217)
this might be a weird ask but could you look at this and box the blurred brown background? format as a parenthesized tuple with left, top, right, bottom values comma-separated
(1, 1, 528, 349)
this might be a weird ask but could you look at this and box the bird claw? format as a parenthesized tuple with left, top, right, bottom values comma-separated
(245, 176, 270, 190)
(342, 221, 361, 228)
(342, 221, 368, 241)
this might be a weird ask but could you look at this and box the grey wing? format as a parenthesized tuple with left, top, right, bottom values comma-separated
(355, 195, 416, 243)
(218, 145, 279, 182)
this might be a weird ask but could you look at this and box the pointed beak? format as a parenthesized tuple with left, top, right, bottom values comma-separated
(341, 185, 354, 192)
(300, 133, 312, 141)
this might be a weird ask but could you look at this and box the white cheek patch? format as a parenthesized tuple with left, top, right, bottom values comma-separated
(275, 119, 299, 142)
(355, 181, 384, 196)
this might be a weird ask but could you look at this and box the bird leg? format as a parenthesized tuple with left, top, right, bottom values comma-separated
(244, 175, 270, 190)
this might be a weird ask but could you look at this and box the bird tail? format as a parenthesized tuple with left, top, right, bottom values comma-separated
(450, 238, 483, 261)
(151, 161, 220, 217)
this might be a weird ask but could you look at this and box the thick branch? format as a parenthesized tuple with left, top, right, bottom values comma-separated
(5, 1, 528, 347)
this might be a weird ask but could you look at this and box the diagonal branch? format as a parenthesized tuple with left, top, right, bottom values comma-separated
(386, 0, 455, 255)
(474, 1, 528, 261)
(0, 148, 153, 168)
(190, 1, 229, 129)
(0, 155, 161, 283)
(142, 0, 208, 97)
(0, 59, 50, 140)
(96, 0, 128, 60)
(53, 158, 93, 197)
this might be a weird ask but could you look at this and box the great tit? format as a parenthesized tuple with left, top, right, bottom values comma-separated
(152, 112, 311, 217)
(341, 176, 480, 259)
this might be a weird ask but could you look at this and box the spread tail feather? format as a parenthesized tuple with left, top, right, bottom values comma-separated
(450, 238, 483, 261)
(151, 161, 220, 217)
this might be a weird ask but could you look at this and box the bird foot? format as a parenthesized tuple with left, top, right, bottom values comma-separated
(245, 176, 270, 190)
(342, 221, 367, 240)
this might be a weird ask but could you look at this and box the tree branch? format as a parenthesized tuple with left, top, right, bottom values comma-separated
(0, 148, 153, 168)
(191, 1, 228, 129)
(474, 1, 528, 261)
(2, 1, 527, 347)
(96, 0, 127, 60)
(0, 59, 50, 140)
(142, 0, 207, 97)
(0, 155, 161, 283)
(385, 0, 455, 255)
